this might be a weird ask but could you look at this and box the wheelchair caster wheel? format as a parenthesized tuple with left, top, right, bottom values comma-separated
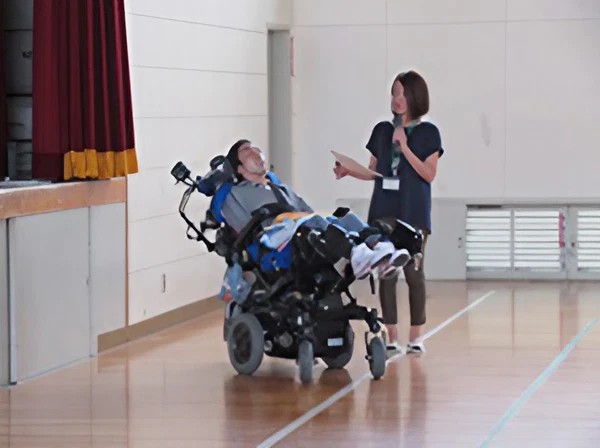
(297, 340, 314, 384)
(366, 336, 386, 380)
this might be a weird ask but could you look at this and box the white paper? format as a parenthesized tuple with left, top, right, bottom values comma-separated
(331, 150, 382, 178)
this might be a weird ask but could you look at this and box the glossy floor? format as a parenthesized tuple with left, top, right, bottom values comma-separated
(1, 280, 599, 447)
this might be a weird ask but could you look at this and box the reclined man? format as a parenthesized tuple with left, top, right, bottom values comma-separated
(221, 139, 411, 279)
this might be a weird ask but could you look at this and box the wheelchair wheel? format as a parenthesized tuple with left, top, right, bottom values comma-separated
(368, 336, 386, 380)
(223, 318, 230, 341)
(297, 340, 314, 384)
(321, 325, 354, 369)
(227, 313, 264, 376)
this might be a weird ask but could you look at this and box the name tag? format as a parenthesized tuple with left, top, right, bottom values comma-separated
(382, 177, 400, 190)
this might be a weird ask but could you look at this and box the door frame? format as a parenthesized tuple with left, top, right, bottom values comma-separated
(266, 27, 293, 186)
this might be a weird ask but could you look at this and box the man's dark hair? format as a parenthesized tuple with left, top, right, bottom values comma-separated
(225, 139, 250, 179)
(392, 71, 429, 120)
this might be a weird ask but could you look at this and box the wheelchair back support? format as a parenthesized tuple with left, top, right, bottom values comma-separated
(205, 170, 294, 272)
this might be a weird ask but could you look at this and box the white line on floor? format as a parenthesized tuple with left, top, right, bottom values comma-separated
(256, 289, 497, 448)
(479, 316, 599, 447)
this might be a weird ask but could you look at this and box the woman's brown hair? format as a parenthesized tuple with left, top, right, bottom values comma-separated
(392, 71, 429, 120)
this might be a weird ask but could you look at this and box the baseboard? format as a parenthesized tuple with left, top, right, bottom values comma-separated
(98, 296, 224, 352)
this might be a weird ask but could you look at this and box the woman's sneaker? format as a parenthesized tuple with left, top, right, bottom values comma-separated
(386, 341, 403, 356)
(407, 341, 426, 355)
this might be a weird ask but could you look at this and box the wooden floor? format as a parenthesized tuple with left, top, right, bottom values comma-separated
(1, 280, 600, 447)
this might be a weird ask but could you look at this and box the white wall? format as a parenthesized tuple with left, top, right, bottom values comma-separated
(292, 0, 600, 213)
(125, 0, 293, 324)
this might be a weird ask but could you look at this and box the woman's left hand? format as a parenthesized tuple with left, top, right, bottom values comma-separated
(393, 126, 408, 152)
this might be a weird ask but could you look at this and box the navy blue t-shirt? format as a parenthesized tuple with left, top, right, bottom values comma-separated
(366, 120, 444, 233)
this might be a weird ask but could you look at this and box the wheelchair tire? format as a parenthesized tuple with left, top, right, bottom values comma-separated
(321, 325, 354, 369)
(368, 336, 386, 380)
(297, 340, 314, 384)
(227, 313, 264, 376)
(223, 318, 230, 341)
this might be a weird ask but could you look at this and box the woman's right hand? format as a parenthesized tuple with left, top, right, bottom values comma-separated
(333, 162, 350, 179)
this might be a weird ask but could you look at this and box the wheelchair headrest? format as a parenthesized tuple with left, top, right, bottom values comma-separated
(197, 155, 236, 197)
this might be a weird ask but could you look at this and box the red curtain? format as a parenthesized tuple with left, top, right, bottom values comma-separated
(32, 0, 138, 181)
(0, 0, 7, 179)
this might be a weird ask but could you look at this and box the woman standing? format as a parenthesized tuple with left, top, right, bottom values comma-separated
(334, 70, 444, 355)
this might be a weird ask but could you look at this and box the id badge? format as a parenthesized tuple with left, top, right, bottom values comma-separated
(382, 177, 400, 191)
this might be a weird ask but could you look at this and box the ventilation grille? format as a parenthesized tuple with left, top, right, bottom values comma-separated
(577, 210, 600, 271)
(466, 209, 511, 270)
(466, 207, 563, 272)
(513, 210, 562, 271)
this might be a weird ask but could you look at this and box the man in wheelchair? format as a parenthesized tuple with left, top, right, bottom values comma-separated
(220, 139, 413, 282)
(171, 139, 424, 383)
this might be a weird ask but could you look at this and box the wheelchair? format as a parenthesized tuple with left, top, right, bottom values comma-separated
(170, 156, 423, 384)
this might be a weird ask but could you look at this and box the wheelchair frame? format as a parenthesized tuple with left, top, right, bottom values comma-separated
(171, 160, 389, 383)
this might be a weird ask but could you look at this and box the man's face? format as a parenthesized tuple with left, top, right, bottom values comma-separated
(238, 143, 267, 177)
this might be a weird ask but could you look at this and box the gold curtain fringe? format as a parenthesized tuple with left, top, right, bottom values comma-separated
(64, 148, 139, 180)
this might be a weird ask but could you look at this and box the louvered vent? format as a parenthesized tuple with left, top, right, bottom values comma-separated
(466, 209, 511, 270)
(513, 210, 562, 271)
(577, 210, 600, 271)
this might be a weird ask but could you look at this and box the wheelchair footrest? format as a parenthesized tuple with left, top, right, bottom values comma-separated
(315, 303, 381, 333)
